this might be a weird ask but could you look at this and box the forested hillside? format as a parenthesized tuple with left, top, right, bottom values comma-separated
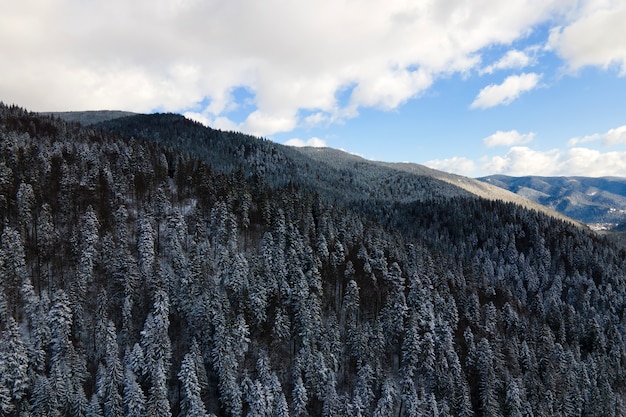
(94, 113, 473, 205)
(1, 103, 625, 417)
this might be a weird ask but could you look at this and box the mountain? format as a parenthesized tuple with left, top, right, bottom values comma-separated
(92, 113, 474, 202)
(93, 113, 576, 225)
(479, 174, 626, 228)
(1, 104, 625, 417)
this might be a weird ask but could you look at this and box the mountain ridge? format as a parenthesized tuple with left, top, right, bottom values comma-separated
(46, 109, 587, 227)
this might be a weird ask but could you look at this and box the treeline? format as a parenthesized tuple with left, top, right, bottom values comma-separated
(0, 103, 625, 417)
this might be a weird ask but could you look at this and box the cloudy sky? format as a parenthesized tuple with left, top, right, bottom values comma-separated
(2, 0, 626, 177)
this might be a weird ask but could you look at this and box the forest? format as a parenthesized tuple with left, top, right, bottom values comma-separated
(0, 102, 625, 417)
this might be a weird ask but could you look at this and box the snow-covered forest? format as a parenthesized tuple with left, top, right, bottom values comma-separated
(0, 103, 625, 416)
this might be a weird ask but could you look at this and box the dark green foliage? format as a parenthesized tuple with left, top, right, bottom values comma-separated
(0, 103, 625, 416)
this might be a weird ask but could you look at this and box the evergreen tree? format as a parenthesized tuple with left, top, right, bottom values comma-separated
(352, 364, 375, 416)
(87, 393, 105, 417)
(179, 351, 208, 417)
(74, 205, 100, 344)
(504, 378, 523, 417)
(211, 303, 242, 417)
(123, 366, 146, 417)
(0, 227, 28, 316)
(373, 378, 397, 417)
(137, 214, 156, 283)
(36, 202, 57, 294)
(16, 182, 35, 243)
(96, 320, 123, 417)
(72, 386, 89, 417)
(0, 317, 29, 409)
(30, 375, 57, 417)
(476, 338, 501, 417)
(292, 375, 308, 417)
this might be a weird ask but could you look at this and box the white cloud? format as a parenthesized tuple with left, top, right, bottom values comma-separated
(184, 112, 240, 131)
(348, 68, 433, 111)
(481, 146, 626, 176)
(424, 157, 476, 176)
(605, 125, 626, 145)
(183, 112, 212, 127)
(483, 130, 535, 147)
(285, 137, 327, 148)
(0, 0, 568, 136)
(303, 112, 331, 128)
(241, 110, 298, 137)
(548, 3, 626, 75)
(568, 125, 626, 147)
(567, 133, 601, 147)
(482, 147, 558, 175)
(470, 73, 541, 109)
(481, 49, 533, 74)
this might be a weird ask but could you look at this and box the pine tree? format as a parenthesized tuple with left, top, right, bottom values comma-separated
(0, 227, 28, 316)
(342, 279, 362, 362)
(74, 206, 100, 344)
(71, 386, 89, 417)
(16, 182, 35, 242)
(97, 320, 123, 417)
(401, 313, 420, 379)
(399, 376, 419, 417)
(292, 375, 308, 417)
(242, 374, 267, 417)
(211, 303, 242, 417)
(373, 378, 397, 417)
(0, 380, 13, 416)
(141, 287, 172, 373)
(321, 382, 341, 417)
(380, 262, 407, 354)
(123, 367, 146, 417)
(352, 364, 375, 416)
(30, 375, 58, 417)
(27, 291, 51, 374)
(147, 361, 171, 417)
(138, 214, 156, 282)
(48, 288, 72, 363)
(140, 285, 172, 416)
(87, 393, 104, 417)
(505, 378, 523, 417)
(179, 352, 208, 417)
(36, 202, 57, 294)
(476, 338, 501, 417)
(0, 317, 29, 408)
(274, 391, 290, 417)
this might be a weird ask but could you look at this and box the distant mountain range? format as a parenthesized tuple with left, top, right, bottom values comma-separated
(479, 175, 626, 228)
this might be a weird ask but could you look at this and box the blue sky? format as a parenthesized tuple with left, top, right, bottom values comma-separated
(2, 0, 626, 177)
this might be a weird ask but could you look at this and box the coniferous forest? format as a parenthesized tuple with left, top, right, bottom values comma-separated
(1, 103, 626, 417)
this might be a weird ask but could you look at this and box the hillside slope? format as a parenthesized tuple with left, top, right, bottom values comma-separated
(297, 147, 575, 224)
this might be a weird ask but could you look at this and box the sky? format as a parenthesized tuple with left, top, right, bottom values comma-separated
(2, 0, 626, 178)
